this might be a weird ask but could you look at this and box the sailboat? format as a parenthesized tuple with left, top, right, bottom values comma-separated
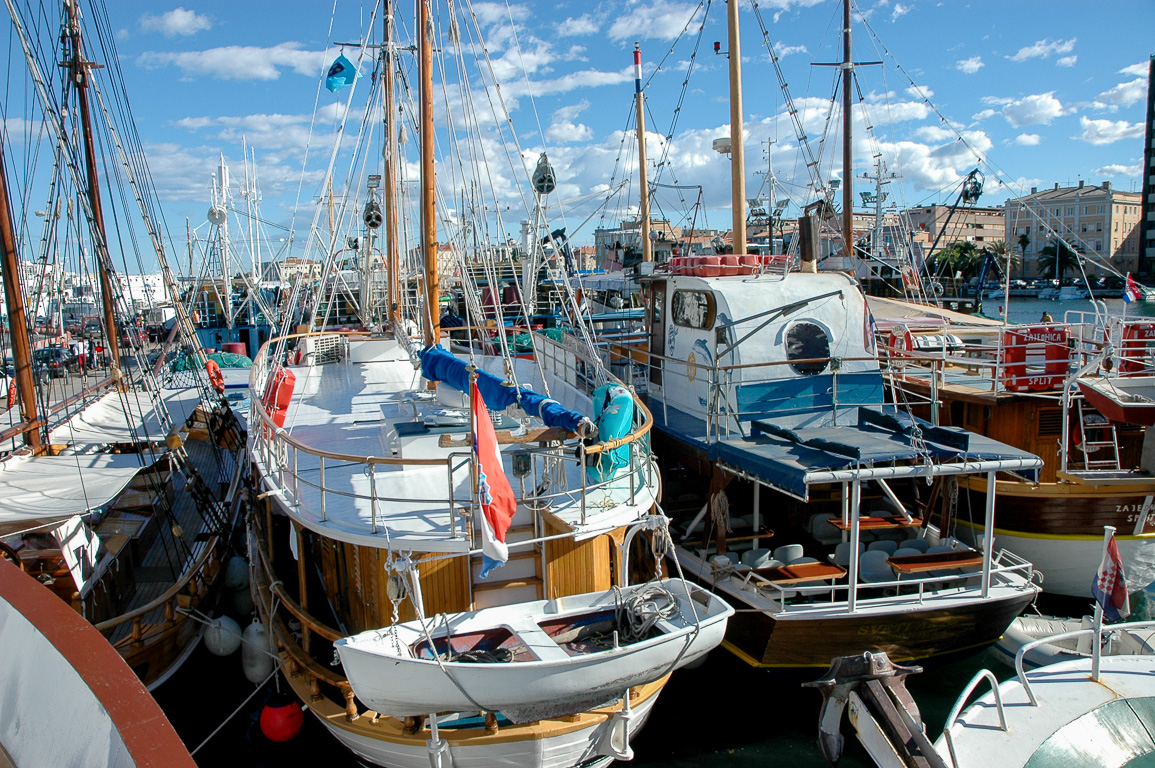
(633, 0, 1044, 671)
(1, 0, 246, 692)
(245, 3, 730, 766)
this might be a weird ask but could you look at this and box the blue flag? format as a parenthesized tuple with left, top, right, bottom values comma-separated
(325, 54, 360, 93)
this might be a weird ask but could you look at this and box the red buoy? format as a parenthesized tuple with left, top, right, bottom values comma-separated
(259, 694, 304, 743)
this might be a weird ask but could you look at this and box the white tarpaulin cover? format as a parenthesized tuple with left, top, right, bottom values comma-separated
(49, 389, 169, 448)
(0, 453, 144, 522)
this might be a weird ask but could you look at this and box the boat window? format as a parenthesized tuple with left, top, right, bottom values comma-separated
(671, 290, 716, 330)
(785, 322, 830, 375)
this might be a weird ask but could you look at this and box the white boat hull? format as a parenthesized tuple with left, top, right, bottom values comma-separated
(317, 689, 660, 768)
(336, 579, 732, 722)
(991, 614, 1155, 670)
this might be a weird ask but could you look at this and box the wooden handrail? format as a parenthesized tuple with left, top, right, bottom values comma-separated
(251, 528, 343, 643)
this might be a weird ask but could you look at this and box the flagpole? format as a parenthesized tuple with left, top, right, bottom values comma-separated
(1092, 524, 1114, 681)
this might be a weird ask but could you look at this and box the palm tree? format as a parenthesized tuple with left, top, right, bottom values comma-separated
(1037, 240, 1083, 282)
(1017, 233, 1030, 280)
(984, 240, 1021, 278)
(937, 241, 984, 280)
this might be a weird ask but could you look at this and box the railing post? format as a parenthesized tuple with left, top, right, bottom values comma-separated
(319, 456, 326, 521)
(369, 462, 379, 534)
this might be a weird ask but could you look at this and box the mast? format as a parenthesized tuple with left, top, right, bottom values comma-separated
(634, 44, 652, 263)
(66, 0, 120, 371)
(383, 1, 401, 326)
(0, 145, 41, 449)
(841, 0, 854, 261)
(419, 0, 439, 345)
(726, 0, 746, 254)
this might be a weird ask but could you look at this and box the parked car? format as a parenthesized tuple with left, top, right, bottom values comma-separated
(32, 347, 76, 379)
(81, 317, 103, 339)
(119, 325, 146, 349)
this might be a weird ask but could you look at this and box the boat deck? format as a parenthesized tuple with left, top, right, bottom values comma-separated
(255, 348, 656, 551)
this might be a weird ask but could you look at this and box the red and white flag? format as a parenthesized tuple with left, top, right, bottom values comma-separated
(472, 380, 516, 578)
(1091, 529, 1130, 622)
(1124, 273, 1145, 304)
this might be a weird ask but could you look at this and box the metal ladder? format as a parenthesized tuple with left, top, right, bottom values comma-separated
(1077, 399, 1121, 470)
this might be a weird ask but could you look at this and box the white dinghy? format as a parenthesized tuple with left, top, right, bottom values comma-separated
(336, 578, 733, 723)
(991, 613, 1155, 670)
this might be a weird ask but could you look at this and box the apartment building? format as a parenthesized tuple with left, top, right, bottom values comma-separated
(902, 205, 1005, 258)
(1004, 181, 1142, 277)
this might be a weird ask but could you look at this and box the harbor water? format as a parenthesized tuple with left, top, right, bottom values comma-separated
(154, 294, 1155, 767)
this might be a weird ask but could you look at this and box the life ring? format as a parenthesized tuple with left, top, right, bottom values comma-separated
(1120, 323, 1155, 375)
(888, 325, 914, 359)
(206, 359, 225, 394)
(999, 325, 1070, 392)
(927, 281, 944, 298)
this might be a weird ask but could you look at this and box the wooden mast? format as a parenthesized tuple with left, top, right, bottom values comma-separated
(66, 0, 120, 372)
(419, 0, 439, 345)
(726, 0, 746, 255)
(383, 1, 401, 326)
(841, 0, 854, 262)
(0, 145, 41, 449)
(633, 44, 652, 263)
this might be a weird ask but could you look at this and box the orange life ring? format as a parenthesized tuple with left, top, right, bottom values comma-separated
(1000, 325, 1070, 391)
(1120, 323, 1155, 375)
(888, 325, 914, 358)
(205, 359, 225, 394)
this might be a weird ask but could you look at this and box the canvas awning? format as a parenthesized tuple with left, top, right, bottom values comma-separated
(49, 389, 169, 448)
(0, 453, 145, 524)
(710, 407, 1041, 500)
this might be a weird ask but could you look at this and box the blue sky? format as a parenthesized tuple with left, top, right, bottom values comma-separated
(11, 0, 1155, 269)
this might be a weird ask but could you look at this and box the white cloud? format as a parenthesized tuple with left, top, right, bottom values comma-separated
(1120, 62, 1149, 77)
(1095, 162, 1141, 177)
(1093, 79, 1146, 111)
(890, 3, 911, 21)
(1056, 56, 1077, 68)
(1013, 133, 1041, 146)
(137, 43, 329, 80)
(470, 2, 530, 29)
(1076, 116, 1143, 145)
(775, 44, 809, 58)
(955, 56, 983, 75)
(558, 15, 598, 36)
(607, 2, 702, 42)
(914, 125, 955, 143)
(140, 8, 212, 37)
(546, 101, 594, 143)
(1001, 92, 1065, 128)
(1007, 38, 1076, 62)
(971, 108, 998, 121)
(906, 85, 933, 100)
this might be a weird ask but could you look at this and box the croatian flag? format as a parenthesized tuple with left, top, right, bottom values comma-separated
(472, 380, 516, 578)
(1124, 273, 1144, 304)
(1091, 530, 1130, 622)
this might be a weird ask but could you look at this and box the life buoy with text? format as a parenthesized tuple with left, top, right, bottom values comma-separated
(888, 325, 914, 359)
(1120, 323, 1155, 375)
(1000, 325, 1070, 392)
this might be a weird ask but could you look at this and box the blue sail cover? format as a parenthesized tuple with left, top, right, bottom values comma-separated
(420, 346, 587, 433)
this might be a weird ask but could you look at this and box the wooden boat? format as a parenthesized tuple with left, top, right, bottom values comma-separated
(810, 621, 1155, 768)
(244, 3, 722, 764)
(336, 579, 732, 722)
(1077, 374, 1155, 426)
(1, 0, 246, 691)
(0, 556, 196, 767)
(874, 313, 1155, 599)
(990, 612, 1155, 670)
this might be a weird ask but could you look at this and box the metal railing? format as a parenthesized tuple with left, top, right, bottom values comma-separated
(249, 330, 657, 532)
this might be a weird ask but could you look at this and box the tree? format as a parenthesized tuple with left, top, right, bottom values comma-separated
(1017, 233, 1030, 279)
(984, 240, 1021, 277)
(1037, 240, 1083, 281)
(936, 241, 984, 280)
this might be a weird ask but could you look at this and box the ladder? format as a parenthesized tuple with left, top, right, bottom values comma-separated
(1077, 399, 1121, 470)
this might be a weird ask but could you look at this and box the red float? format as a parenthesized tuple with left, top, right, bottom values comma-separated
(259, 694, 304, 743)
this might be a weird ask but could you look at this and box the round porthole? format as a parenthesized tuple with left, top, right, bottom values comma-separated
(786, 322, 830, 375)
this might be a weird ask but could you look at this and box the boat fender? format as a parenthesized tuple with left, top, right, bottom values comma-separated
(205, 359, 225, 394)
(224, 555, 249, 591)
(259, 691, 304, 742)
(6, 382, 14, 409)
(204, 614, 243, 657)
(586, 383, 634, 484)
(242, 619, 275, 684)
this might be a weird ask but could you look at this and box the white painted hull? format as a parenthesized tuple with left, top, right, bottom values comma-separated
(317, 687, 660, 768)
(991, 614, 1155, 670)
(955, 526, 1155, 598)
(336, 579, 732, 722)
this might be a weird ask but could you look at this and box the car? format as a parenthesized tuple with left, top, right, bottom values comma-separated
(81, 317, 103, 339)
(32, 347, 77, 379)
(119, 325, 146, 349)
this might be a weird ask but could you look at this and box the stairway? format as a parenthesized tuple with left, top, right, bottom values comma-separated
(471, 523, 543, 609)
(1077, 400, 1121, 470)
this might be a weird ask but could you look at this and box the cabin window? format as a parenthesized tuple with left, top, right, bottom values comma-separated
(785, 321, 830, 375)
(671, 290, 716, 330)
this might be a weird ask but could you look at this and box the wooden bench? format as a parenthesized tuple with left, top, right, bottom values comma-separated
(887, 550, 983, 574)
(827, 515, 922, 531)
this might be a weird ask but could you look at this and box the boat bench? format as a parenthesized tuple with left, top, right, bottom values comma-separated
(887, 550, 983, 574)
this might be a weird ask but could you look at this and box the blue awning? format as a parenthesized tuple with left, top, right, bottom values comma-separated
(711, 406, 1040, 499)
